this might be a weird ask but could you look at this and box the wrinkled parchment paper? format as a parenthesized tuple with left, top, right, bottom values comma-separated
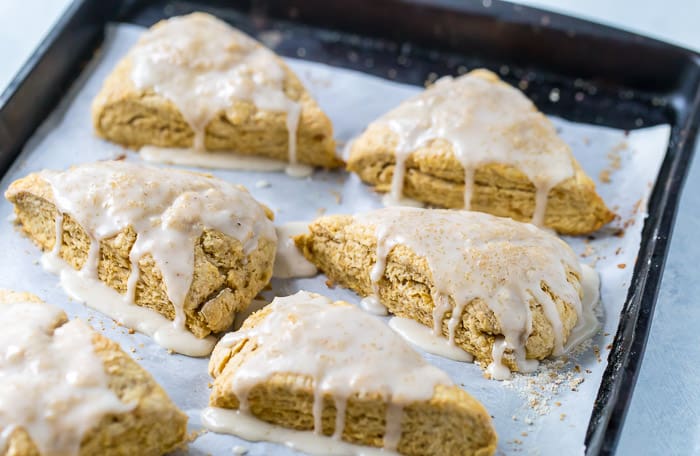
(0, 24, 671, 455)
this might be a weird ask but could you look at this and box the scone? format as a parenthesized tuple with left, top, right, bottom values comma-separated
(206, 291, 497, 456)
(347, 69, 614, 235)
(92, 12, 341, 169)
(0, 290, 187, 455)
(295, 207, 587, 378)
(5, 161, 276, 354)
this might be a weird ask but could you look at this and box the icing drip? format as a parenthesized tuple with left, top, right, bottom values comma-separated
(211, 291, 452, 451)
(359, 295, 388, 316)
(0, 300, 132, 455)
(130, 13, 305, 171)
(372, 70, 574, 224)
(355, 207, 583, 378)
(41, 161, 275, 353)
(563, 264, 601, 352)
(272, 222, 318, 279)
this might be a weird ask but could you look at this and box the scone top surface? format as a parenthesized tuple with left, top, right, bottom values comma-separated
(215, 291, 453, 408)
(358, 207, 582, 373)
(348, 69, 614, 233)
(297, 207, 586, 378)
(130, 12, 292, 152)
(93, 12, 340, 167)
(5, 161, 277, 345)
(208, 291, 497, 455)
(379, 69, 573, 195)
(0, 291, 131, 455)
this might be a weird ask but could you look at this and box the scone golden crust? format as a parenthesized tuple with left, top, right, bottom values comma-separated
(92, 13, 341, 169)
(208, 294, 497, 456)
(294, 212, 582, 371)
(347, 69, 614, 235)
(0, 290, 187, 456)
(5, 166, 276, 339)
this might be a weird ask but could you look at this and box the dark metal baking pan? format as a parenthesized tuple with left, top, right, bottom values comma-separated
(1, 0, 698, 453)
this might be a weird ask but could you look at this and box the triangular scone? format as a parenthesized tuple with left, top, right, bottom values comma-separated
(5, 161, 276, 353)
(92, 13, 341, 169)
(0, 290, 187, 455)
(207, 291, 497, 456)
(295, 208, 594, 378)
(347, 69, 614, 235)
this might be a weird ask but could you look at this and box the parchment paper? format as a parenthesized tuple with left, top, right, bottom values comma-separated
(0, 24, 671, 455)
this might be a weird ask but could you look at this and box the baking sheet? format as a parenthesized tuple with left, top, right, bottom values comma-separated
(0, 23, 671, 455)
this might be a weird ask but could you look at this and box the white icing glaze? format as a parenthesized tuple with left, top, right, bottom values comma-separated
(210, 291, 452, 451)
(371, 70, 574, 225)
(359, 295, 388, 316)
(232, 445, 249, 455)
(388, 317, 473, 362)
(41, 253, 216, 357)
(0, 300, 132, 455)
(563, 264, 601, 352)
(41, 161, 274, 354)
(355, 207, 583, 378)
(140, 146, 313, 178)
(273, 222, 318, 279)
(485, 338, 511, 380)
(130, 13, 305, 170)
(201, 407, 396, 456)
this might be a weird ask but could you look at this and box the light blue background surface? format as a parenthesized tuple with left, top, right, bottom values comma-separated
(1, 1, 698, 454)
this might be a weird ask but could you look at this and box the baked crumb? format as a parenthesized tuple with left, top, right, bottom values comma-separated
(329, 190, 342, 204)
(184, 428, 208, 444)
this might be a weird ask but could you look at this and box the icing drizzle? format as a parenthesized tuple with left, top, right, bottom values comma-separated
(372, 69, 574, 225)
(41, 161, 275, 352)
(355, 207, 583, 379)
(0, 299, 131, 455)
(212, 291, 453, 451)
(130, 13, 306, 172)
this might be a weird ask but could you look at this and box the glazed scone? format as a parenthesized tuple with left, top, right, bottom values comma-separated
(92, 13, 341, 169)
(295, 208, 593, 378)
(5, 161, 276, 354)
(206, 291, 497, 456)
(0, 290, 187, 456)
(347, 69, 614, 235)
